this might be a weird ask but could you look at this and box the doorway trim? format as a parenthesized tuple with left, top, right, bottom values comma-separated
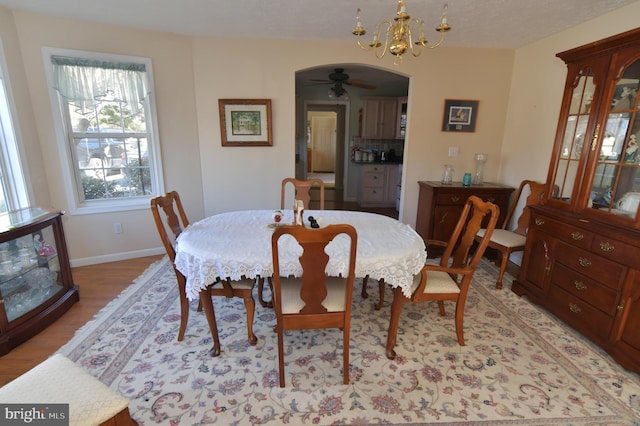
(303, 100, 350, 203)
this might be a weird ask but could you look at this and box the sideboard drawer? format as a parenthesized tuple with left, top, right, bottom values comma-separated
(552, 263, 619, 315)
(591, 236, 640, 270)
(435, 193, 466, 205)
(554, 242, 625, 290)
(530, 214, 593, 249)
(548, 285, 613, 343)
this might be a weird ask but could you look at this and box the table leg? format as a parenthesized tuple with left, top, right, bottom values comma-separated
(200, 287, 221, 357)
(386, 286, 408, 360)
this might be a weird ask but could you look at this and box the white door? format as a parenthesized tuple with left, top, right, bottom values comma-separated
(311, 115, 336, 172)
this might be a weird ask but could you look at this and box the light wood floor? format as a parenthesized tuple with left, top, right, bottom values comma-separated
(0, 255, 163, 387)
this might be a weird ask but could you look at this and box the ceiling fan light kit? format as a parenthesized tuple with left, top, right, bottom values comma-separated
(352, 0, 451, 64)
(311, 68, 376, 100)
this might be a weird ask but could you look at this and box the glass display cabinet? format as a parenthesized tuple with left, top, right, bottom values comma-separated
(513, 28, 640, 372)
(0, 208, 78, 355)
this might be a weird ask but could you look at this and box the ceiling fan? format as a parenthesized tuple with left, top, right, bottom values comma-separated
(311, 68, 376, 98)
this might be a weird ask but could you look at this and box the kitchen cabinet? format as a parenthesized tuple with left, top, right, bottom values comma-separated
(358, 164, 399, 207)
(415, 181, 514, 257)
(361, 97, 398, 139)
(0, 208, 78, 356)
(513, 28, 640, 372)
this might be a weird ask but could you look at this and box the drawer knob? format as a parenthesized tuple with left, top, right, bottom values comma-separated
(574, 281, 587, 291)
(599, 241, 615, 252)
(451, 196, 460, 202)
(617, 303, 625, 312)
(373, 176, 378, 180)
(486, 197, 496, 202)
(578, 257, 591, 267)
(535, 218, 545, 226)
(570, 232, 584, 241)
(569, 303, 582, 313)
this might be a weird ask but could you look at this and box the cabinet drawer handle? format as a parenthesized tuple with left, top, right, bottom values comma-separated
(574, 281, 587, 291)
(578, 257, 591, 267)
(373, 175, 378, 180)
(570, 232, 583, 241)
(486, 197, 495, 202)
(569, 303, 582, 313)
(451, 196, 460, 202)
(535, 218, 545, 226)
(599, 241, 614, 252)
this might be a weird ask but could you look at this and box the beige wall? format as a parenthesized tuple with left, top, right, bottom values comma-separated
(1, 4, 638, 265)
(191, 38, 514, 228)
(6, 11, 204, 265)
(502, 2, 640, 189)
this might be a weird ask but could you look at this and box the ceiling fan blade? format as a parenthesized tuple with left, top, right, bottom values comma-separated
(310, 79, 332, 83)
(346, 80, 376, 90)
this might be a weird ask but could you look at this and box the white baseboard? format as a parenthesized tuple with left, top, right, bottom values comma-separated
(70, 247, 166, 268)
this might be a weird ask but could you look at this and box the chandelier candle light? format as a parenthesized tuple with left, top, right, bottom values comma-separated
(352, 0, 451, 63)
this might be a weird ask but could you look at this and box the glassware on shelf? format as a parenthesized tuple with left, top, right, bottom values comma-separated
(441, 164, 454, 184)
(473, 153, 488, 185)
(462, 172, 472, 187)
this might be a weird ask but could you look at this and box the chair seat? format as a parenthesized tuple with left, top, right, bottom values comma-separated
(212, 278, 254, 290)
(477, 228, 526, 248)
(279, 276, 348, 313)
(411, 270, 461, 294)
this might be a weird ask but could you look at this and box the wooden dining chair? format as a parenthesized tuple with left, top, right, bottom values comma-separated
(387, 196, 499, 352)
(151, 191, 257, 346)
(271, 224, 358, 387)
(280, 177, 325, 210)
(476, 179, 547, 289)
(257, 178, 327, 308)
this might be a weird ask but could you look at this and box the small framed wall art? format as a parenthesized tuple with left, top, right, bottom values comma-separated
(442, 99, 479, 132)
(219, 99, 273, 146)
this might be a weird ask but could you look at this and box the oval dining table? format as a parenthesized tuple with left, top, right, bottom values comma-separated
(174, 209, 426, 359)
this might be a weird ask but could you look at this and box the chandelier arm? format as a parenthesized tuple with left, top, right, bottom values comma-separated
(406, 19, 422, 58)
(355, 34, 373, 51)
(424, 31, 447, 49)
(373, 20, 393, 59)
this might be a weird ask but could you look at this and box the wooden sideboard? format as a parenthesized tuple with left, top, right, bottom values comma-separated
(416, 181, 514, 257)
(513, 205, 640, 372)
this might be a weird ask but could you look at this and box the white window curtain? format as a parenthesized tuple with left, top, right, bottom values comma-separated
(51, 56, 149, 116)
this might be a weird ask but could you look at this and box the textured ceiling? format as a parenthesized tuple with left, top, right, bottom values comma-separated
(0, 0, 636, 49)
(1, 0, 637, 89)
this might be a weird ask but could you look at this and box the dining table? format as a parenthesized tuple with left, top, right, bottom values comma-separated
(174, 209, 426, 359)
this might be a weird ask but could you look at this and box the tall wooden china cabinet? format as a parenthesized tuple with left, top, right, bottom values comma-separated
(513, 28, 640, 372)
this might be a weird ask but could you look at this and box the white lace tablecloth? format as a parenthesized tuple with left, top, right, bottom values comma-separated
(175, 210, 426, 300)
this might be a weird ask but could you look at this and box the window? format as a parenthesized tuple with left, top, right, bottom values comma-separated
(0, 41, 30, 214)
(44, 48, 163, 214)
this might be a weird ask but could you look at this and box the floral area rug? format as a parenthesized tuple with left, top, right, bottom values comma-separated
(58, 257, 640, 425)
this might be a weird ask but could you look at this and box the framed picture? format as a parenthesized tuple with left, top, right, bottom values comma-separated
(442, 99, 479, 132)
(219, 99, 272, 146)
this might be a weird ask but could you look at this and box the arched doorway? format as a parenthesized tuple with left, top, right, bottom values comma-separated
(296, 65, 409, 209)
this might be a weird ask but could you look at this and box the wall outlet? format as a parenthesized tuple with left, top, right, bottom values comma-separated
(113, 222, 123, 234)
(448, 146, 459, 157)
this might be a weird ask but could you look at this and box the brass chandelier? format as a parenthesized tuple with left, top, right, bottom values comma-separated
(352, 0, 451, 63)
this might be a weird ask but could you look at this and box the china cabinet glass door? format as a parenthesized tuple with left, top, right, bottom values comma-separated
(589, 58, 640, 219)
(553, 69, 595, 204)
(0, 223, 63, 322)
